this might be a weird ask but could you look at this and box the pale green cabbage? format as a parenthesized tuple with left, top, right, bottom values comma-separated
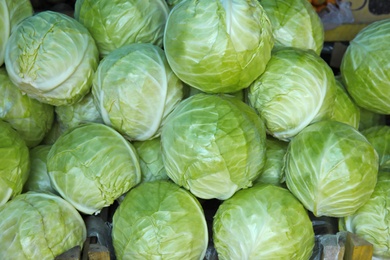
(93, 43, 184, 141)
(47, 123, 141, 214)
(213, 184, 314, 259)
(112, 181, 208, 259)
(341, 18, 390, 114)
(0, 120, 30, 206)
(74, 0, 169, 57)
(259, 0, 324, 54)
(0, 0, 33, 66)
(339, 171, 390, 259)
(362, 125, 390, 171)
(248, 47, 336, 141)
(5, 11, 99, 106)
(285, 120, 379, 217)
(164, 0, 274, 93)
(359, 107, 387, 131)
(161, 93, 267, 200)
(0, 192, 86, 259)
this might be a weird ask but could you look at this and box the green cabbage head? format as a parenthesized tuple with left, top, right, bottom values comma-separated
(285, 120, 379, 217)
(5, 11, 99, 106)
(0, 0, 33, 66)
(0, 120, 29, 206)
(0, 192, 86, 259)
(0, 67, 54, 148)
(112, 181, 208, 259)
(259, 0, 324, 54)
(164, 0, 274, 93)
(93, 43, 184, 141)
(341, 19, 390, 114)
(213, 184, 314, 259)
(161, 93, 267, 200)
(47, 123, 141, 214)
(362, 125, 390, 171)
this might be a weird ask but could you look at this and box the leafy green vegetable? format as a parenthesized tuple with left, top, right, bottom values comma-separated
(362, 125, 390, 171)
(213, 184, 314, 259)
(47, 123, 141, 214)
(112, 181, 208, 259)
(161, 93, 267, 200)
(164, 0, 274, 93)
(285, 120, 379, 217)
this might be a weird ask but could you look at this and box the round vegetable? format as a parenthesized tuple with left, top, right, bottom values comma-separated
(47, 123, 141, 214)
(213, 184, 314, 259)
(0, 120, 30, 206)
(164, 0, 274, 93)
(285, 120, 379, 217)
(0, 192, 86, 259)
(112, 181, 208, 259)
(5, 11, 99, 106)
(341, 19, 390, 114)
(161, 93, 267, 200)
(362, 125, 390, 171)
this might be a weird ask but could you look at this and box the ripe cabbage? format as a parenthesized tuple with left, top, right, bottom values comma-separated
(362, 125, 390, 171)
(0, 120, 29, 206)
(341, 19, 390, 114)
(161, 93, 266, 200)
(74, 0, 169, 57)
(93, 43, 184, 141)
(285, 120, 379, 217)
(164, 0, 274, 93)
(0, 0, 33, 66)
(112, 181, 208, 259)
(259, 0, 324, 54)
(47, 123, 141, 214)
(0, 192, 86, 259)
(5, 11, 99, 106)
(213, 184, 314, 259)
(248, 47, 336, 141)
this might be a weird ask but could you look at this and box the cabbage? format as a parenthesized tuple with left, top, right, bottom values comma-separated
(285, 120, 379, 217)
(55, 92, 103, 131)
(133, 137, 169, 183)
(248, 47, 336, 141)
(5, 11, 99, 106)
(0, 120, 30, 206)
(362, 125, 390, 171)
(341, 19, 390, 114)
(164, 0, 274, 93)
(0, 0, 33, 66)
(339, 171, 390, 259)
(259, 0, 324, 54)
(47, 123, 141, 214)
(213, 184, 314, 259)
(74, 0, 169, 57)
(359, 107, 387, 131)
(0, 192, 86, 259)
(93, 43, 184, 141)
(254, 136, 288, 186)
(0, 67, 54, 148)
(112, 181, 208, 259)
(161, 93, 267, 200)
(23, 145, 57, 194)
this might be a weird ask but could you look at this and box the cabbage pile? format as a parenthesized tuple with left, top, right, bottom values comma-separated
(1, 0, 389, 259)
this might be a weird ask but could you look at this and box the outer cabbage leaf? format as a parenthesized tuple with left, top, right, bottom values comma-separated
(0, 120, 30, 206)
(0, 192, 86, 259)
(362, 125, 390, 171)
(5, 11, 99, 106)
(248, 47, 336, 141)
(112, 181, 208, 259)
(339, 172, 390, 259)
(47, 123, 141, 214)
(213, 184, 314, 259)
(161, 93, 267, 200)
(74, 0, 169, 57)
(358, 107, 387, 131)
(259, 0, 324, 54)
(341, 19, 390, 114)
(0, 67, 54, 148)
(285, 120, 379, 217)
(164, 0, 274, 93)
(93, 43, 183, 141)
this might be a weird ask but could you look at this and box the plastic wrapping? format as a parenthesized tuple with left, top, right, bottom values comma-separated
(319, 0, 355, 30)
